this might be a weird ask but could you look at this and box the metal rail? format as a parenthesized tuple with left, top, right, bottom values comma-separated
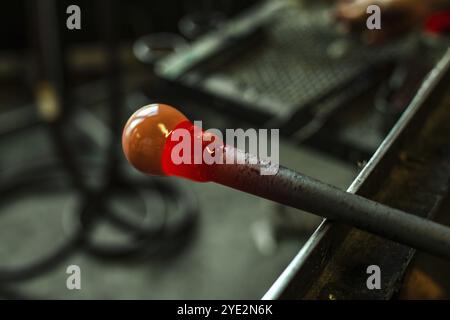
(263, 48, 450, 300)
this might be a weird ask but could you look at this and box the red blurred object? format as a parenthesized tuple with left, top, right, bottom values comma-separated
(425, 11, 450, 34)
(162, 121, 220, 182)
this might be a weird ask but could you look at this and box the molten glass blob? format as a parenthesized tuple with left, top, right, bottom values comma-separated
(122, 103, 220, 181)
(122, 103, 188, 176)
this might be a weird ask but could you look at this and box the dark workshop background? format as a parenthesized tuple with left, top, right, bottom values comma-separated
(0, 0, 448, 299)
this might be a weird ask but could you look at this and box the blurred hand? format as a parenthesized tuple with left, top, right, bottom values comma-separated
(334, 0, 433, 44)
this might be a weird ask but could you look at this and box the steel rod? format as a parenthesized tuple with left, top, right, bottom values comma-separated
(122, 103, 450, 260)
(208, 150, 450, 260)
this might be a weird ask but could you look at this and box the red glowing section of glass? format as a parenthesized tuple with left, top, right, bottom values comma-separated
(162, 121, 223, 182)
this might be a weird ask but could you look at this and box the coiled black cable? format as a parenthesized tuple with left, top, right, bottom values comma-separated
(0, 154, 198, 297)
(0, 0, 199, 298)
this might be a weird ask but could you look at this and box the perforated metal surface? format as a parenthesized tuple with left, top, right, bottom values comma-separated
(203, 6, 411, 116)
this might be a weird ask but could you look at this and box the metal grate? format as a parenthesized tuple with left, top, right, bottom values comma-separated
(205, 6, 411, 115)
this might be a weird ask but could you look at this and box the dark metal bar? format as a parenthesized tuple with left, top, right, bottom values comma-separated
(98, 0, 124, 186)
(207, 147, 450, 261)
(33, 0, 88, 193)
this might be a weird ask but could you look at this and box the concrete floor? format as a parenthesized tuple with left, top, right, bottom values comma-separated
(0, 126, 356, 299)
(0, 102, 357, 299)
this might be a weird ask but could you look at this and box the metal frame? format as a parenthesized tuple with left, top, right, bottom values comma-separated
(263, 48, 450, 300)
